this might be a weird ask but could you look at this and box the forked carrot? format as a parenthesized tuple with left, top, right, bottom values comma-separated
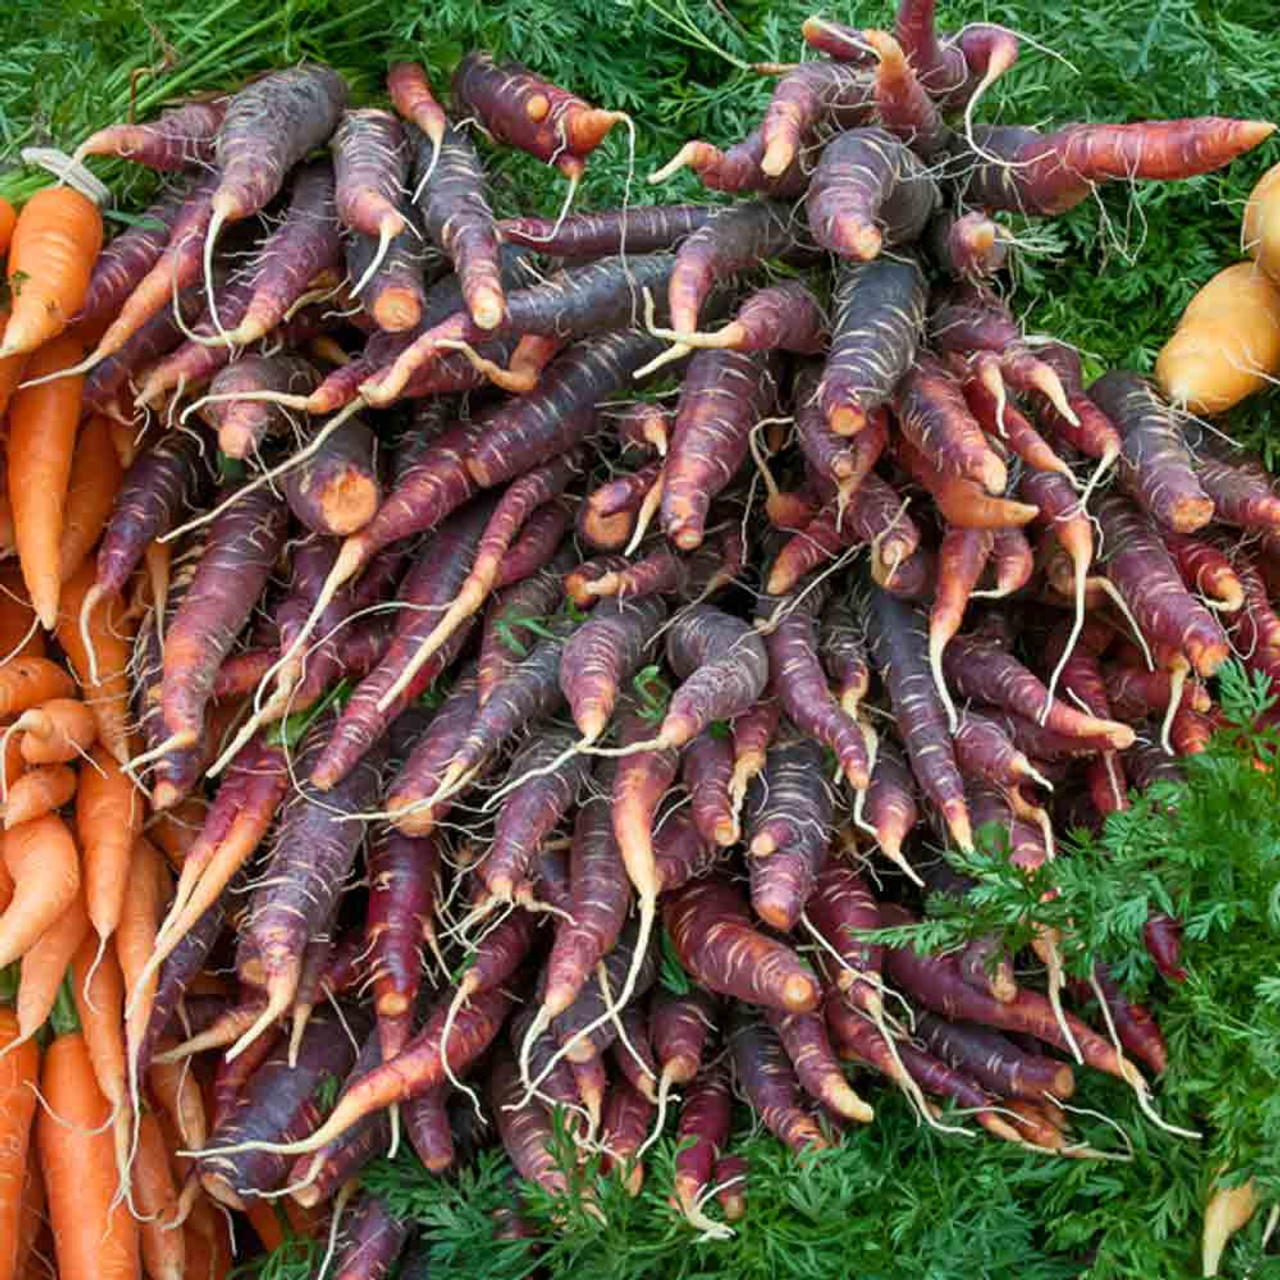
(37, 984, 139, 1280)
(0, 1005, 39, 1280)
(1, 186, 103, 356)
(6, 333, 85, 628)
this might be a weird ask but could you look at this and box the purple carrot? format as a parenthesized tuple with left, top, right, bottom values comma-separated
(730, 1011, 827, 1153)
(76, 99, 225, 170)
(498, 205, 713, 255)
(282, 414, 382, 537)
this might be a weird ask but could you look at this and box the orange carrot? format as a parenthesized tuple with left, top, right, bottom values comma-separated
(121, 840, 170, 1109)
(13, 1158, 44, 1280)
(2, 187, 103, 356)
(0, 198, 15, 255)
(15, 890, 89, 1043)
(146, 795, 208, 870)
(13, 699, 96, 765)
(185, 1193, 231, 1280)
(0, 569, 43, 661)
(55, 560, 136, 763)
(148, 1057, 207, 1155)
(134, 1110, 185, 1280)
(0, 659, 75, 720)
(3, 765, 77, 829)
(0, 314, 29, 424)
(0, 815, 79, 966)
(244, 1200, 287, 1251)
(76, 745, 145, 952)
(7, 333, 85, 628)
(0, 737, 19, 801)
(70, 935, 128, 1137)
(57, 416, 122, 586)
(0, 1006, 40, 1280)
(37, 991, 139, 1280)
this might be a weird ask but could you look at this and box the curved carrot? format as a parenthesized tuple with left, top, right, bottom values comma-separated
(1, 187, 103, 356)
(15, 890, 89, 1043)
(0, 198, 15, 255)
(57, 415, 122, 585)
(0, 814, 79, 967)
(38, 998, 139, 1280)
(13, 698, 96, 765)
(0, 1007, 39, 1280)
(7, 333, 85, 628)
(0, 659, 76, 719)
(69, 936, 128, 1151)
(3, 763, 77, 828)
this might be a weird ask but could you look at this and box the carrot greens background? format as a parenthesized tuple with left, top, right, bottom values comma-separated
(4, 1, 1278, 1275)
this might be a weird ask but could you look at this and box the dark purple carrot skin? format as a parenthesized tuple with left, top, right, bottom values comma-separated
(953, 710, 1037, 789)
(1025, 342, 1123, 463)
(508, 1005, 581, 1116)
(466, 330, 666, 488)
(653, 813, 719, 894)
(663, 875, 821, 1014)
(730, 1012, 827, 1153)
(1145, 914, 1187, 984)
(211, 1019, 280, 1126)
(651, 988, 719, 1084)
(560, 595, 666, 740)
(601, 1078, 656, 1189)
(332, 108, 408, 236)
(667, 132, 810, 200)
(767, 1005, 873, 1122)
(542, 789, 632, 1018)
(161, 484, 288, 746)
(230, 160, 343, 343)
(553, 920, 658, 1062)
(1085, 967, 1168, 1076)
(673, 1061, 732, 1217)
(85, 283, 206, 412)
(480, 549, 575, 702)
(493, 499, 572, 587)
(203, 353, 322, 460)
(819, 596, 870, 716)
(410, 122, 505, 331)
(78, 184, 191, 325)
(745, 737, 833, 932)
(282, 415, 382, 537)
(870, 30, 948, 156)
(806, 128, 938, 260)
(1088, 372, 1214, 533)
(759, 60, 874, 175)
(943, 633, 1131, 744)
(462, 909, 538, 1000)
(953, 118, 1273, 216)
(404, 1087, 455, 1174)
(490, 1056, 569, 1196)
(212, 66, 348, 227)
(367, 830, 440, 1053)
(136, 869, 246, 1077)
(314, 499, 497, 791)
(925, 210, 1007, 282)
(712, 279, 828, 353)
(1096, 494, 1230, 679)
(980, 709, 1109, 763)
(668, 201, 797, 334)
(684, 730, 737, 848)
(806, 860, 882, 1013)
(1185, 433, 1280, 533)
(914, 1011, 1076, 1102)
(893, 0, 966, 97)
(480, 725, 591, 902)
(879, 906, 1126, 1075)
(610, 1006, 659, 1103)
(382, 669, 481, 837)
(579, 460, 662, 551)
(95, 426, 214, 597)
(663, 347, 780, 550)
(329, 1193, 412, 1280)
(763, 591, 869, 788)
(499, 206, 713, 256)
(864, 737, 919, 860)
(197, 1015, 361, 1206)
(80, 99, 225, 169)
(865, 587, 972, 850)
(662, 605, 770, 748)
(346, 211, 428, 332)
(243, 716, 386, 1013)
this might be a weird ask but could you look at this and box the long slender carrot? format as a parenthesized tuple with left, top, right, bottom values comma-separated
(134, 1109, 184, 1280)
(37, 986, 139, 1280)
(56, 415, 122, 586)
(15, 890, 89, 1044)
(7, 333, 85, 628)
(76, 745, 145, 960)
(0, 1006, 39, 1280)
(1, 187, 103, 356)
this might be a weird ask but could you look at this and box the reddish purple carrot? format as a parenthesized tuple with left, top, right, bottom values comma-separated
(498, 205, 713, 256)
(75, 98, 225, 170)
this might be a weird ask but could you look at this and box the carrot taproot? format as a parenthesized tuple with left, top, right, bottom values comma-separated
(133, 1110, 184, 1280)
(730, 1011, 827, 1154)
(55, 416, 121, 585)
(10, 699, 95, 766)
(68, 936, 128, 1140)
(0, 568, 43, 661)
(490, 1055, 570, 1199)
(1, 188, 102, 356)
(664, 874, 820, 1013)
(0, 813, 80, 964)
(499, 205, 712, 257)
(7, 333, 85, 628)
(281, 414, 382, 537)
(55, 559, 136, 763)
(651, 132, 809, 200)
(0, 1007, 39, 1280)
(662, 347, 779, 550)
(758, 60, 874, 176)
(926, 209, 1007, 282)
(0, 198, 14, 256)
(894, 435, 1038, 530)
(387, 61, 446, 161)
(957, 118, 1274, 216)
(38, 995, 139, 1280)
(3, 764, 76, 827)
(1186, 432, 1280, 535)
(1245, 159, 1280, 288)
(333, 107, 408, 269)
(0, 661, 74, 723)
(14, 891, 89, 1043)
(683, 730, 737, 848)
(76, 99, 224, 171)
(806, 128, 938, 261)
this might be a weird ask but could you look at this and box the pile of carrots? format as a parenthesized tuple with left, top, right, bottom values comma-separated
(1, 0, 1278, 1275)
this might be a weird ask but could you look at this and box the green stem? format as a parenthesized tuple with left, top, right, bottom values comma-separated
(49, 973, 80, 1038)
